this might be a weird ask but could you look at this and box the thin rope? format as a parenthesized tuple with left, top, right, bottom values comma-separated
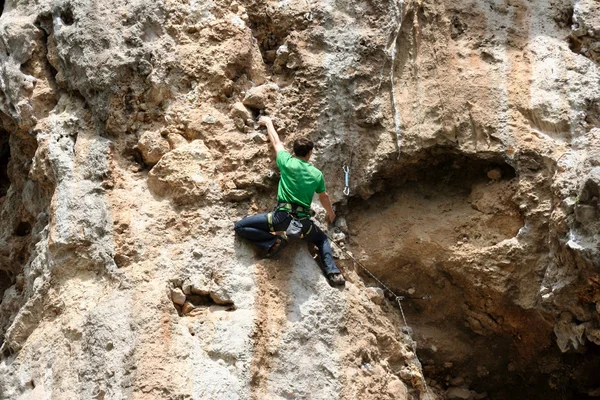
(325, 232, 435, 398)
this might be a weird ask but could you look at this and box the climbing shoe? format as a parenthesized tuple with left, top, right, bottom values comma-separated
(265, 236, 287, 259)
(327, 273, 346, 287)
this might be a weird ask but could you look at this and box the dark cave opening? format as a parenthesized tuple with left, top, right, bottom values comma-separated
(344, 148, 600, 399)
(368, 147, 517, 192)
(60, 5, 74, 26)
(172, 288, 236, 317)
(14, 221, 32, 237)
(0, 131, 10, 199)
(0, 0, 4, 17)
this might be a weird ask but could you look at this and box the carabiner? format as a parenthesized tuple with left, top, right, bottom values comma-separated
(343, 165, 350, 196)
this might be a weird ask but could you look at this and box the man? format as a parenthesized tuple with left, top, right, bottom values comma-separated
(234, 116, 346, 287)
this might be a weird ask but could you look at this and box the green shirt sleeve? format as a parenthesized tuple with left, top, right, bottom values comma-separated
(276, 150, 292, 169)
(316, 173, 326, 193)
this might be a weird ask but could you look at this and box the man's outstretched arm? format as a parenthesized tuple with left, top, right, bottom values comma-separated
(258, 116, 284, 154)
(318, 191, 336, 223)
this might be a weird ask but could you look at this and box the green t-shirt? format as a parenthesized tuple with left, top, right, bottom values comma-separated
(276, 150, 326, 209)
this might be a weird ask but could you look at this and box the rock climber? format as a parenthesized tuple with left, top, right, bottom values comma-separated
(234, 116, 346, 287)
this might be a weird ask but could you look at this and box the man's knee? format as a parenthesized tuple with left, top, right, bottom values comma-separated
(233, 220, 244, 234)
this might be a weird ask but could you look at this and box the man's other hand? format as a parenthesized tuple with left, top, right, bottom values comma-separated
(328, 211, 336, 223)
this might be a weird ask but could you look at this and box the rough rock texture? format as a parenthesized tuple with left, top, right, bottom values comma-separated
(0, 0, 599, 399)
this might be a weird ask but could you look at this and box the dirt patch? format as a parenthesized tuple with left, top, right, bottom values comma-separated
(347, 151, 521, 270)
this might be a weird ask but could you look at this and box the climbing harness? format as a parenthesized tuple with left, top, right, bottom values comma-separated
(267, 203, 313, 238)
(343, 165, 350, 196)
(325, 232, 435, 399)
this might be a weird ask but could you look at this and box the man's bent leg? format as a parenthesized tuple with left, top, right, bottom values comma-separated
(304, 222, 341, 275)
(234, 213, 278, 252)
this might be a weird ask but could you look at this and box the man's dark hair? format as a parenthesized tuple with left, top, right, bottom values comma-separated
(293, 137, 314, 157)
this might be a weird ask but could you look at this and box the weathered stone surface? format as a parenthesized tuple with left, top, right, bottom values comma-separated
(0, 0, 599, 399)
(147, 141, 215, 204)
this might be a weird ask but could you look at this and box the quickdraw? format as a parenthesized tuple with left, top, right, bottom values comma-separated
(343, 165, 350, 196)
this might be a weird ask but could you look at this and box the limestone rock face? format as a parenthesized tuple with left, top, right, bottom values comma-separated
(0, 0, 599, 399)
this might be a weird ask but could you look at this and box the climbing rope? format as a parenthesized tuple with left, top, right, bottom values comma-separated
(325, 232, 434, 399)
(343, 165, 350, 196)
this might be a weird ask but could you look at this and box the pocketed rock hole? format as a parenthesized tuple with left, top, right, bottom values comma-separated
(171, 286, 235, 317)
(347, 150, 525, 398)
(14, 221, 32, 237)
(59, 5, 74, 26)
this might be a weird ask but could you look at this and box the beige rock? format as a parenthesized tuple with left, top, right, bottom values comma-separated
(386, 377, 408, 398)
(366, 287, 385, 305)
(147, 141, 213, 203)
(450, 376, 464, 386)
(231, 102, 251, 121)
(138, 131, 171, 165)
(447, 387, 472, 399)
(171, 288, 187, 305)
(182, 301, 195, 315)
(242, 83, 279, 110)
(486, 168, 502, 180)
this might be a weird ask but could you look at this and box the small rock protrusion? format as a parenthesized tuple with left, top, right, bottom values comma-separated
(202, 115, 217, 125)
(487, 168, 502, 180)
(171, 288, 186, 306)
(182, 301, 195, 314)
(252, 132, 267, 143)
(366, 287, 385, 305)
(233, 117, 245, 131)
(449, 376, 464, 386)
(386, 377, 408, 398)
(231, 102, 251, 121)
(446, 387, 471, 399)
(138, 130, 171, 165)
(210, 288, 233, 306)
(242, 83, 279, 110)
(192, 249, 203, 258)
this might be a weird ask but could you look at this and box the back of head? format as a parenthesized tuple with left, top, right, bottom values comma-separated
(293, 137, 314, 157)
